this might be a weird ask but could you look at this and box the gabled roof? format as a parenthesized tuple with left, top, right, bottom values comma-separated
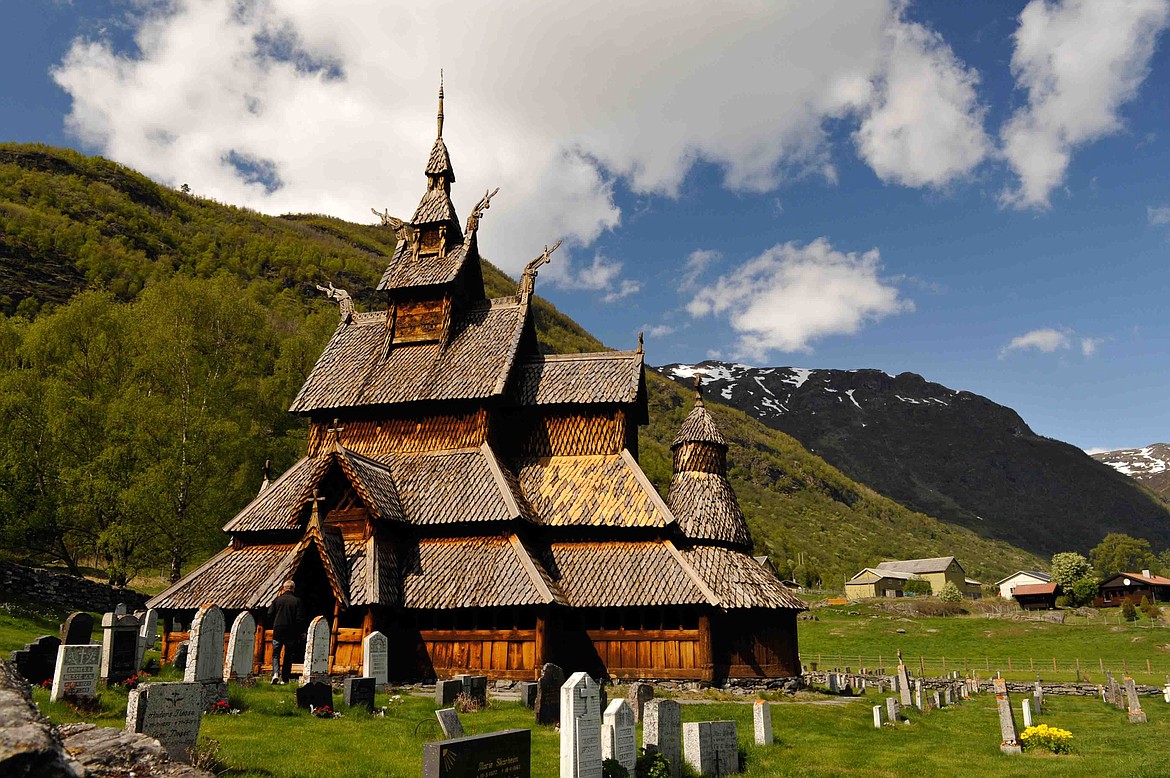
(666, 471, 752, 549)
(993, 570, 1051, 586)
(1102, 571, 1170, 587)
(517, 450, 675, 528)
(682, 545, 807, 610)
(875, 556, 961, 575)
(146, 543, 299, 610)
(289, 296, 527, 412)
(377, 242, 469, 290)
(672, 400, 727, 448)
(385, 444, 535, 525)
(847, 567, 918, 583)
(1012, 582, 1058, 597)
(399, 535, 564, 609)
(509, 351, 644, 406)
(542, 541, 716, 608)
(223, 456, 321, 532)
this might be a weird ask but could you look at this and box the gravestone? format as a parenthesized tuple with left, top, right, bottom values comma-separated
(1162, 682, 1170, 704)
(463, 675, 488, 705)
(560, 672, 602, 778)
(913, 681, 924, 711)
(944, 686, 954, 706)
(535, 663, 564, 726)
(344, 676, 376, 712)
(436, 707, 465, 739)
(422, 729, 530, 778)
(173, 641, 189, 672)
(295, 680, 333, 711)
(125, 681, 203, 763)
(301, 615, 330, 684)
(60, 612, 94, 646)
(10, 635, 61, 686)
(1033, 678, 1044, 713)
(753, 700, 773, 745)
(518, 681, 538, 709)
(1021, 698, 1033, 728)
(224, 611, 256, 681)
(184, 604, 227, 710)
(50, 643, 101, 702)
(436, 678, 463, 707)
(897, 662, 912, 707)
(827, 673, 839, 693)
(115, 603, 128, 615)
(643, 698, 682, 778)
(1125, 677, 1147, 723)
(136, 609, 159, 669)
(683, 721, 739, 776)
(362, 630, 389, 685)
(931, 690, 942, 709)
(885, 697, 899, 723)
(601, 699, 636, 775)
(100, 611, 140, 686)
(993, 678, 1021, 755)
(627, 682, 654, 723)
(873, 705, 883, 729)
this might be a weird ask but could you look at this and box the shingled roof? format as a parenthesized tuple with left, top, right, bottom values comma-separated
(542, 541, 717, 607)
(376, 242, 469, 290)
(509, 351, 645, 407)
(682, 545, 807, 610)
(518, 450, 674, 528)
(672, 400, 727, 448)
(400, 535, 564, 608)
(147, 543, 298, 610)
(290, 297, 527, 413)
(667, 471, 752, 549)
(385, 444, 535, 525)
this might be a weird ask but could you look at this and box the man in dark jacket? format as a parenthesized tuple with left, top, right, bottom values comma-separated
(267, 580, 303, 684)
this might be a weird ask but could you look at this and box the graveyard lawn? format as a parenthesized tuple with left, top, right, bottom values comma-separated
(27, 679, 1170, 777)
(799, 602, 1170, 685)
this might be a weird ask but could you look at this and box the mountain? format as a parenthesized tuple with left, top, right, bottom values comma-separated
(0, 142, 1043, 586)
(1092, 444, 1170, 502)
(653, 361, 1170, 557)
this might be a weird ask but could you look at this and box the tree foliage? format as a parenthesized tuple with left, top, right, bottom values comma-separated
(938, 580, 963, 602)
(1049, 552, 1093, 587)
(1090, 533, 1157, 579)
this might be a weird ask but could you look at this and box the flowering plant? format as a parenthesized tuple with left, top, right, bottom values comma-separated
(40, 679, 52, 689)
(1020, 724, 1073, 754)
(207, 699, 239, 715)
(310, 704, 340, 719)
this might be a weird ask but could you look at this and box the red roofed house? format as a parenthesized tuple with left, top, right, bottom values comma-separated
(1097, 570, 1170, 607)
(1011, 582, 1060, 610)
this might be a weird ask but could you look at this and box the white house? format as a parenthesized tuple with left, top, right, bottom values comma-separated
(994, 570, 1050, 600)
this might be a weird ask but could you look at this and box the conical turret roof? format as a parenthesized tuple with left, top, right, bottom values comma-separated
(671, 397, 727, 448)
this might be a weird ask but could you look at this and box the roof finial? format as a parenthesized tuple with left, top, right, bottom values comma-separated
(518, 239, 562, 300)
(258, 459, 271, 494)
(637, 332, 644, 354)
(437, 70, 445, 138)
(693, 374, 704, 405)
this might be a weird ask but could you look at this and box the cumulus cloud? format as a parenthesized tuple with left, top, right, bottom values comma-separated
(1000, 0, 1170, 209)
(999, 327, 1072, 357)
(677, 249, 722, 292)
(1149, 205, 1170, 225)
(51, 0, 991, 287)
(552, 253, 641, 303)
(687, 238, 912, 357)
(1080, 336, 1104, 356)
(640, 323, 676, 338)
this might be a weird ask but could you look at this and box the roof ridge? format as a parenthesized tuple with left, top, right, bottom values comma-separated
(663, 540, 721, 606)
(507, 534, 558, 604)
(481, 443, 524, 521)
(524, 350, 640, 363)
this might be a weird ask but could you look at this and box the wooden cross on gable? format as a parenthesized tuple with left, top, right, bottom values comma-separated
(327, 418, 345, 450)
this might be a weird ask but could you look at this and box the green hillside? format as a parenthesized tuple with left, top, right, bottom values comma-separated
(0, 143, 1040, 586)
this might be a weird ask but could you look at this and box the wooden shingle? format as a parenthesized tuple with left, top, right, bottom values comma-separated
(666, 471, 753, 549)
(542, 542, 713, 607)
(682, 546, 807, 610)
(509, 351, 644, 406)
(518, 451, 674, 528)
(400, 535, 564, 609)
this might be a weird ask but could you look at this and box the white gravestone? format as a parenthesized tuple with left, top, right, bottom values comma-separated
(225, 611, 256, 680)
(643, 698, 682, 778)
(683, 721, 739, 776)
(50, 644, 101, 702)
(753, 700, 773, 745)
(126, 681, 203, 763)
(1162, 683, 1170, 703)
(560, 672, 602, 778)
(873, 705, 883, 728)
(301, 615, 330, 684)
(602, 699, 636, 775)
(897, 662, 912, 707)
(136, 609, 159, 670)
(363, 631, 389, 685)
(885, 697, 899, 723)
(1021, 699, 1033, 728)
(184, 605, 225, 683)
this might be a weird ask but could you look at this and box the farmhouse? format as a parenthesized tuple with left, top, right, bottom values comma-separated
(845, 556, 981, 600)
(1097, 570, 1170, 606)
(994, 570, 1050, 600)
(146, 85, 805, 683)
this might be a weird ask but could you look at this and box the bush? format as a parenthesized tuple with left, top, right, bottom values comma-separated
(939, 581, 963, 603)
(1066, 578, 1099, 608)
(902, 578, 932, 596)
(603, 758, 630, 778)
(1139, 596, 1160, 620)
(635, 751, 671, 778)
(1121, 600, 1138, 621)
(1019, 724, 1073, 754)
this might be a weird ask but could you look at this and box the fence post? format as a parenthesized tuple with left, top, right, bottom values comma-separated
(1029, 657, 1034, 671)
(1008, 657, 1013, 671)
(1148, 659, 1152, 674)
(1053, 657, 1057, 672)
(920, 656, 925, 677)
(985, 657, 990, 672)
(942, 656, 947, 672)
(1099, 658, 1104, 673)
(964, 658, 968, 673)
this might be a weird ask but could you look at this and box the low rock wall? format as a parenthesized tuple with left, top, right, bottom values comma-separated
(0, 561, 148, 613)
(803, 669, 1163, 697)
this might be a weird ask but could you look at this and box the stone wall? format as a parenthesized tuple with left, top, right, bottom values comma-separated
(0, 561, 148, 613)
(803, 669, 1163, 697)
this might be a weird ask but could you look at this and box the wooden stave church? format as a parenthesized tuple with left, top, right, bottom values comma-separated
(147, 85, 806, 683)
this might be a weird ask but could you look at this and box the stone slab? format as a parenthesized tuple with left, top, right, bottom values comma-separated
(437, 707, 466, 739)
(643, 697, 681, 778)
(344, 676, 376, 712)
(10, 635, 61, 686)
(50, 643, 101, 702)
(422, 728, 530, 778)
(125, 681, 203, 763)
(437, 679, 463, 707)
(560, 672, 601, 778)
(535, 663, 564, 726)
(183, 605, 224, 685)
(602, 699, 636, 775)
(136, 609, 158, 670)
(518, 681, 538, 709)
(627, 683, 654, 723)
(224, 611, 256, 681)
(885, 697, 899, 723)
(753, 700, 773, 745)
(362, 631, 388, 686)
(994, 678, 1020, 755)
(301, 615, 330, 684)
(295, 680, 333, 711)
(60, 612, 94, 646)
(683, 720, 739, 776)
(100, 612, 140, 686)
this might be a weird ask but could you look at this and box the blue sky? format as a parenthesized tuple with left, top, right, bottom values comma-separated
(2, 0, 1170, 452)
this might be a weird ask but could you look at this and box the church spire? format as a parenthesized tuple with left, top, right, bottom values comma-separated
(437, 71, 444, 139)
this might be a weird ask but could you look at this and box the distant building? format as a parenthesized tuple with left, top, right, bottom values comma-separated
(845, 556, 977, 601)
(1097, 570, 1170, 606)
(994, 570, 1051, 600)
(1012, 582, 1059, 610)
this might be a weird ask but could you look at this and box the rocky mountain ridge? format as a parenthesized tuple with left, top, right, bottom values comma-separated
(1092, 444, 1170, 502)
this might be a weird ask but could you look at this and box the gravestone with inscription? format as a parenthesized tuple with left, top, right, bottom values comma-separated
(126, 681, 203, 763)
(643, 698, 681, 778)
(994, 678, 1021, 755)
(535, 663, 564, 726)
(683, 721, 740, 776)
(1125, 677, 1147, 723)
(437, 678, 463, 707)
(10, 635, 61, 686)
(560, 672, 602, 778)
(60, 612, 94, 646)
(301, 615, 330, 684)
(423, 729, 530, 778)
(100, 611, 140, 686)
(1033, 677, 1044, 713)
(50, 643, 101, 702)
(897, 660, 912, 707)
(344, 676, 376, 712)
(225, 611, 256, 681)
(602, 699, 636, 775)
(437, 707, 466, 739)
(295, 680, 333, 711)
(627, 683, 654, 723)
(363, 630, 388, 685)
(753, 700, 773, 745)
(885, 697, 899, 723)
(136, 609, 159, 669)
(184, 604, 227, 710)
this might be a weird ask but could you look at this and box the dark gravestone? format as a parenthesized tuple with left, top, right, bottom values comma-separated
(10, 635, 61, 686)
(423, 729, 530, 778)
(518, 681, 538, 709)
(343, 676, 376, 711)
(436, 678, 462, 707)
(463, 675, 488, 705)
(60, 613, 94, 646)
(534, 663, 563, 725)
(100, 613, 140, 686)
(296, 680, 334, 711)
(173, 641, 189, 672)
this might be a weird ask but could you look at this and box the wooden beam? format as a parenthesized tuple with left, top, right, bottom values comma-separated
(252, 611, 266, 676)
(698, 613, 714, 683)
(534, 612, 547, 679)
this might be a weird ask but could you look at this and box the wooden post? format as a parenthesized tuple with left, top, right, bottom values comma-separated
(1053, 657, 1058, 672)
(942, 656, 947, 672)
(698, 613, 714, 683)
(919, 656, 924, 676)
(1008, 657, 1012, 671)
(160, 613, 173, 666)
(1100, 658, 1105, 672)
(964, 658, 969, 673)
(534, 611, 547, 680)
(329, 603, 342, 674)
(1147, 659, 1152, 674)
(362, 607, 376, 639)
(252, 611, 266, 675)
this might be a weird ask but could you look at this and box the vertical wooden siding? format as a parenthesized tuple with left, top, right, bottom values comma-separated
(586, 629, 705, 679)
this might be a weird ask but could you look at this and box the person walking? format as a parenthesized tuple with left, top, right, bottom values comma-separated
(267, 580, 303, 684)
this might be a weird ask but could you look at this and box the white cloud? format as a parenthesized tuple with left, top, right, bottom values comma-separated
(854, 16, 990, 187)
(999, 327, 1106, 358)
(678, 249, 722, 292)
(550, 252, 640, 303)
(1083, 446, 1111, 455)
(687, 238, 912, 357)
(1149, 205, 1170, 225)
(1080, 336, 1104, 356)
(51, 0, 991, 281)
(640, 323, 675, 338)
(1000, 0, 1170, 209)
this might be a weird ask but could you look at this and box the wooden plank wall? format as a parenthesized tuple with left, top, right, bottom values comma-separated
(587, 629, 705, 680)
(716, 611, 800, 679)
(417, 629, 537, 680)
